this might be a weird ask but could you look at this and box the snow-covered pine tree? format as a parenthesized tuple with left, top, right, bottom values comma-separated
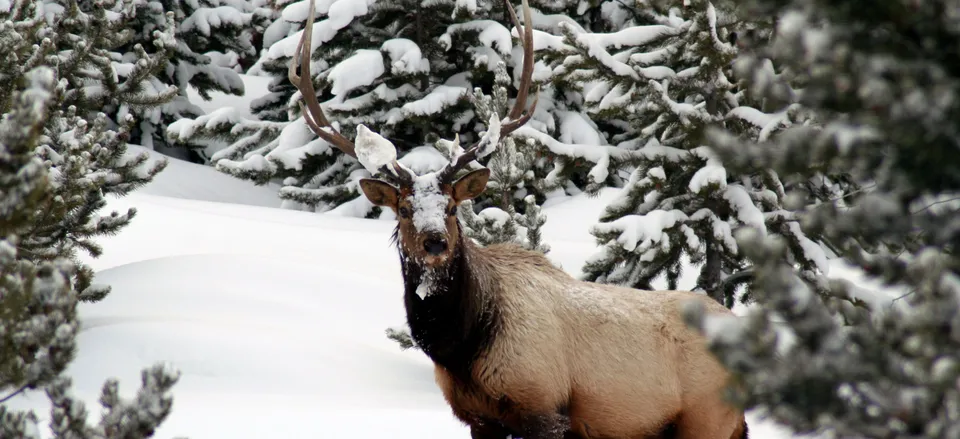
(104, 0, 273, 161)
(10, 0, 188, 162)
(166, 0, 625, 216)
(457, 63, 549, 252)
(682, 0, 960, 437)
(3, 0, 179, 120)
(2, 0, 177, 296)
(542, 0, 830, 307)
(0, 66, 181, 439)
(1, 1, 182, 429)
(170, 0, 536, 213)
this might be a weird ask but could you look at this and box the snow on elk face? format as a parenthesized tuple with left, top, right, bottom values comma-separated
(359, 167, 489, 268)
(352, 124, 490, 268)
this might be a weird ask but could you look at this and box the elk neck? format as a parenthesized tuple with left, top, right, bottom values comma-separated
(395, 221, 501, 380)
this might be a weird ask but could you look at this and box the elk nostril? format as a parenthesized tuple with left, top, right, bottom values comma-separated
(423, 237, 447, 256)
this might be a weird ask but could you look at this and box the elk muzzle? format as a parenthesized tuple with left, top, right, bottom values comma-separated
(423, 235, 448, 256)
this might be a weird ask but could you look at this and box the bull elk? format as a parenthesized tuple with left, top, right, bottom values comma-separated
(289, 0, 748, 437)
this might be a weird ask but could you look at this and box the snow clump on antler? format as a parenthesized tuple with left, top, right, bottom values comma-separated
(355, 124, 399, 175)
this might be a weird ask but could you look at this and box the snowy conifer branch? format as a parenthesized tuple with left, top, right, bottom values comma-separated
(545, 0, 837, 307)
(1, 5, 182, 434)
(674, 0, 960, 436)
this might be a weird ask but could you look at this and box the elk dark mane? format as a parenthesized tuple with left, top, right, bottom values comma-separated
(396, 222, 502, 383)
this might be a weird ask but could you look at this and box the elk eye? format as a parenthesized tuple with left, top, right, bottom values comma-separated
(399, 207, 411, 219)
(448, 205, 458, 216)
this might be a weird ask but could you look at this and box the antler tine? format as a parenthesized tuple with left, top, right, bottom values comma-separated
(380, 154, 416, 187)
(288, 0, 358, 158)
(500, 0, 538, 135)
(438, 0, 539, 184)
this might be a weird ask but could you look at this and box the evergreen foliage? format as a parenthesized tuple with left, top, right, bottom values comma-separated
(117, 0, 273, 160)
(385, 325, 417, 350)
(2, 0, 180, 124)
(683, 0, 960, 437)
(1, 0, 182, 434)
(166, 0, 627, 216)
(2, 0, 176, 296)
(541, 0, 833, 307)
(458, 64, 550, 253)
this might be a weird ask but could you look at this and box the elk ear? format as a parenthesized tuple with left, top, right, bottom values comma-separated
(359, 178, 400, 209)
(452, 168, 490, 203)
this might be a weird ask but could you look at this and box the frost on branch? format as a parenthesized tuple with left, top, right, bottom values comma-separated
(0, 246, 80, 400)
(112, 0, 273, 159)
(45, 365, 182, 438)
(173, 0, 600, 216)
(456, 67, 550, 254)
(8, 0, 187, 157)
(385, 325, 417, 350)
(683, 0, 960, 436)
(0, 0, 175, 266)
(560, 0, 830, 308)
(458, 133, 550, 253)
(0, 8, 180, 434)
(0, 66, 70, 391)
(459, 202, 521, 247)
(26, 106, 168, 296)
(686, 229, 960, 438)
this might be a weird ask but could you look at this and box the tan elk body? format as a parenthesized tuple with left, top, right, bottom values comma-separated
(289, 0, 748, 437)
(421, 235, 748, 439)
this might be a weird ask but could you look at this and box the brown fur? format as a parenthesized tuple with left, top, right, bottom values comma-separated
(360, 170, 746, 439)
(445, 241, 742, 438)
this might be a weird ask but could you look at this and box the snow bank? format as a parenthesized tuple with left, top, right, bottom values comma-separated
(539, 187, 623, 272)
(6, 253, 468, 439)
(129, 144, 281, 208)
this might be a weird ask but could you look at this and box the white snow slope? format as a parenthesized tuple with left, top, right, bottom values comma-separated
(4, 75, 846, 438)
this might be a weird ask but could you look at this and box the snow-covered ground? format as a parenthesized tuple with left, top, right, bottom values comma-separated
(6, 75, 824, 438)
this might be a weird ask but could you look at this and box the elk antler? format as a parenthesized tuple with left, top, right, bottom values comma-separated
(437, 0, 540, 185)
(288, 0, 413, 186)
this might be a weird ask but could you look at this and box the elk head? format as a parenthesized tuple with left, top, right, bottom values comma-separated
(289, 0, 537, 268)
(358, 164, 490, 266)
